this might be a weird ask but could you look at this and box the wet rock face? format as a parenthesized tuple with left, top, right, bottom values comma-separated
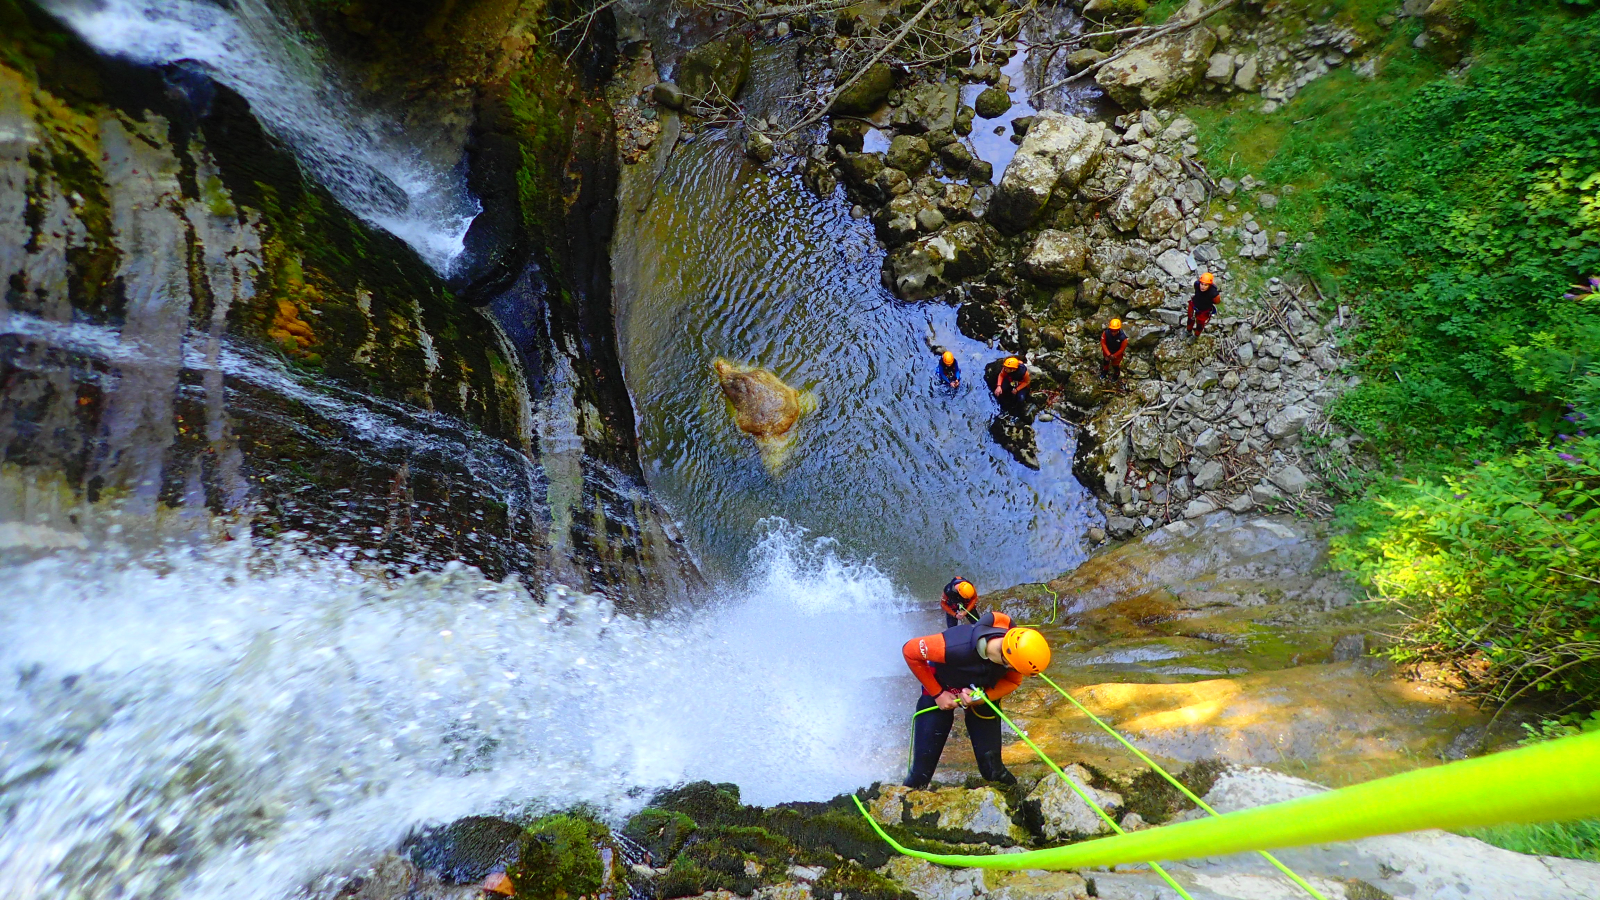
(0, 9, 697, 606)
(713, 359, 802, 440)
(832, 61, 895, 115)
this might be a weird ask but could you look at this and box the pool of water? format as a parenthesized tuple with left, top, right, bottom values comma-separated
(613, 132, 1098, 597)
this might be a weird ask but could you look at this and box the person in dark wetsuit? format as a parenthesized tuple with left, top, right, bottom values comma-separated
(1188, 272, 1220, 337)
(935, 351, 961, 390)
(940, 576, 979, 627)
(992, 356, 1030, 417)
(1100, 317, 1127, 381)
(901, 611, 1051, 788)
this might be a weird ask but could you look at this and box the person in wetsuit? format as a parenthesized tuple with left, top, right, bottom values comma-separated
(993, 356, 1030, 417)
(936, 351, 961, 390)
(1188, 272, 1220, 337)
(1100, 318, 1127, 381)
(901, 611, 1051, 788)
(941, 576, 979, 627)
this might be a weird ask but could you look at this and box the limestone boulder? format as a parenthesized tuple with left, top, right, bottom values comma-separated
(1108, 163, 1163, 233)
(886, 222, 992, 300)
(1095, 26, 1218, 109)
(1027, 765, 1123, 838)
(886, 134, 933, 174)
(986, 112, 1107, 234)
(1265, 404, 1312, 439)
(871, 785, 1030, 842)
(713, 358, 802, 440)
(1020, 228, 1090, 285)
(1137, 195, 1184, 242)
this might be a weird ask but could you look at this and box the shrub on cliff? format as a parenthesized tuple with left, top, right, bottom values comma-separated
(1333, 426, 1600, 706)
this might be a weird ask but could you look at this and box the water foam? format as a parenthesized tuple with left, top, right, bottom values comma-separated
(0, 522, 918, 900)
(40, 0, 477, 272)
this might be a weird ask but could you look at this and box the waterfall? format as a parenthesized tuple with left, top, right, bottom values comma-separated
(39, 0, 478, 273)
(0, 521, 917, 900)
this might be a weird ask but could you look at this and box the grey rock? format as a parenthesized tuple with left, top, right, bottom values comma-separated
(1205, 53, 1236, 84)
(988, 112, 1106, 234)
(1250, 482, 1283, 505)
(1155, 247, 1192, 279)
(1193, 459, 1226, 491)
(915, 206, 946, 232)
(890, 82, 961, 134)
(1195, 367, 1219, 389)
(1258, 192, 1279, 210)
(1021, 228, 1091, 285)
(1183, 498, 1218, 518)
(832, 62, 895, 115)
(937, 140, 972, 172)
(1235, 342, 1255, 365)
(1171, 475, 1193, 502)
(1087, 526, 1108, 543)
(1226, 492, 1255, 513)
(1108, 163, 1163, 233)
(1107, 515, 1138, 538)
(1255, 354, 1280, 372)
(1138, 196, 1184, 242)
(1096, 27, 1219, 109)
(1221, 370, 1241, 390)
(678, 34, 753, 102)
(1265, 404, 1312, 438)
(1029, 765, 1123, 838)
(1065, 48, 1108, 73)
(886, 222, 992, 300)
(1193, 427, 1222, 456)
(744, 130, 775, 163)
(1269, 464, 1310, 495)
(1233, 55, 1260, 92)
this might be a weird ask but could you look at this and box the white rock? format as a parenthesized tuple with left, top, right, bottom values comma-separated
(988, 112, 1106, 234)
(1269, 464, 1309, 494)
(1028, 764, 1123, 838)
(1265, 404, 1312, 438)
(1205, 52, 1235, 84)
(1154, 247, 1192, 279)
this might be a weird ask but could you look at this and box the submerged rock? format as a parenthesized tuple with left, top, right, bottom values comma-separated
(678, 34, 753, 103)
(712, 358, 814, 468)
(832, 61, 895, 115)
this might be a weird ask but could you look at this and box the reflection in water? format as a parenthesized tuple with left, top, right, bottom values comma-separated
(614, 136, 1097, 595)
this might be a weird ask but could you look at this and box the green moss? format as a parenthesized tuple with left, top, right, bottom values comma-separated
(621, 808, 698, 866)
(1118, 759, 1226, 825)
(200, 173, 236, 219)
(815, 862, 918, 900)
(508, 813, 610, 900)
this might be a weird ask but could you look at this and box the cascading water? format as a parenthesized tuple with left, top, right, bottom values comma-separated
(0, 521, 918, 900)
(39, 0, 477, 272)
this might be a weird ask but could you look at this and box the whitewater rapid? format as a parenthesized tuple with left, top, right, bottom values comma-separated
(0, 523, 921, 900)
(39, 0, 477, 272)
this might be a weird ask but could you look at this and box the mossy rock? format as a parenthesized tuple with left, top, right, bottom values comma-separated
(651, 781, 744, 823)
(816, 861, 918, 900)
(677, 34, 752, 103)
(658, 825, 795, 898)
(833, 61, 895, 115)
(402, 816, 525, 884)
(621, 807, 697, 866)
(1119, 759, 1226, 825)
(507, 814, 612, 900)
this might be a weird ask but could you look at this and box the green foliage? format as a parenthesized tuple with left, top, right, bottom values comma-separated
(1464, 819, 1600, 862)
(508, 813, 610, 900)
(1293, 4, 1600, 455)
(1331, 432, 1600, 703)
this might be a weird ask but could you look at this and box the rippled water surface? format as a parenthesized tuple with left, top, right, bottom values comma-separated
(614, 135, 1097, 595)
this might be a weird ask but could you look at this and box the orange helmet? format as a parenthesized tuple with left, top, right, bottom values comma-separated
(942, 351, 955, 365)
(955, 579, 977, 600)
(1199, 272, 1215, 286)
(1108, 318, 1122, 330)
(1001, 627, 1051, 674)
(1003, 357, 1021, 370)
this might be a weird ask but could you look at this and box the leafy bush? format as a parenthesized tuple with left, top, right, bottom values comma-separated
(1299, 3, 1600, 456)
(1332, 430, 1600, 704)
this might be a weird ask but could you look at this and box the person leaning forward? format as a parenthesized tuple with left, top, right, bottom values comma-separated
(901, 611, 1052, 788)
(941, 576, 980, 627)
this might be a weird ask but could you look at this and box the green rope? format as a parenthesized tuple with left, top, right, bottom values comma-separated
(1036, 672, 1328, 900)
(853, 729, 1600, 871)
(966, 688, 1198, 900)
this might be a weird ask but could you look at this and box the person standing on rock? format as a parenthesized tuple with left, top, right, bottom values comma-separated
(1188, 272, 1220, 338)
(940, 576, 980, 627)
(900, 611, 1051, 789)
(993, 356, 1030, 416)
(935, 351, 962, 391)
(1100, 318, 1128, 381)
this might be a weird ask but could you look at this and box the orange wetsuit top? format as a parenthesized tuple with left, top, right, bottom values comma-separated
(902, 611, 1024, 700)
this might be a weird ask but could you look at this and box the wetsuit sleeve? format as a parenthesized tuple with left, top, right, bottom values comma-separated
(988, 612, 1012, 628)
(986, 669, 1025, 700)
(903, 634, 948, 696)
